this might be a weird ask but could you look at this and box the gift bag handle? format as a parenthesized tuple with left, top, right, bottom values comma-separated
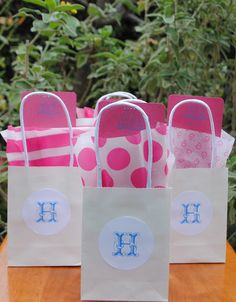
(94, 91, 145, 116)
(168, 99, 216, 168)
(95, 101, 153, 188)
(20, 91, 74, 167)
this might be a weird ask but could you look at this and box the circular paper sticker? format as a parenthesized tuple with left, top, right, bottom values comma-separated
(171, 191, 213, 236)
(22, 188, 71, 236)
(99, 216, 154, 270)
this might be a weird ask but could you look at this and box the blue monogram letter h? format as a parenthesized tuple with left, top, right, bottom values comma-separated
(181, 203, 201, 224)
(36, 201, 57, 223)
(113, 232, 138, 256)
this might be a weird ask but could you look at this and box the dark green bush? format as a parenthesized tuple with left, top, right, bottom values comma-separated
(0, 0, 235, 247)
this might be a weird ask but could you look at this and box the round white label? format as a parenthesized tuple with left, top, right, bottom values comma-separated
(171, 191, 213, 236)
(22, 188, 71, 236)
(99, 216, 154, 270)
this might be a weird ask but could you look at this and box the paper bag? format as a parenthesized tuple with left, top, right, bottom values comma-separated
(81, 101, 171, 301)
(168, 99, 228, 263)
(8, 92, 82, 266)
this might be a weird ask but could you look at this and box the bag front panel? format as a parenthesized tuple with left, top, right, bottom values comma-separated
(170, 168, 228, 263)
(81, 187, 171, 301)
(8, 166, 82, 266)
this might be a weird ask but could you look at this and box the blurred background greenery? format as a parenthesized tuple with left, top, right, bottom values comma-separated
(0, 0, 235, 248)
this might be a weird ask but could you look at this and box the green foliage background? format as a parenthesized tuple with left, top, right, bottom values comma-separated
(0, 0, 235, 248)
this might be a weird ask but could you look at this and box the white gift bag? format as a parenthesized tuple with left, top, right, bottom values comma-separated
(81, 101, 171, 301)
(168, 99, 228, 263)
(8, 92, 82, 266)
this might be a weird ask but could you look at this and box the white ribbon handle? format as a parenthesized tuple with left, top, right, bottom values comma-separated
(20, 91, 74, 167)
(95, 101, 153, 188)
(168, 99, 216, 168)
(94, 91, 142, 116)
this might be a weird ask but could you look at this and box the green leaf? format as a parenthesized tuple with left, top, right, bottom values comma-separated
(120, 0, 137, 12)
(88, 4, 105, 18)
(53, 45, 75, 55)
(61, 14, 80, 37)
(55, 4, 84, 12)
(0, 35, 8, 46)
(23, 0, 47, 9)
(45, 0, 57, 11)
(31, 20, 48, 32)
(0, 171, 8, 184)
(166, 27, 179, 45)
(76, 53, 88, 68)
(162, 14, 175, 24)
(88, 65, 110, 78)
(43, 12, 80, 36)
(229, 171, 236, 180)
(158, 68, 175, 77)
(0, 151, 6, 158)
(32, 64, 44, 73)
(94, 52, 117, 60)
(158, 51, 168, 63)
(15, 80, 33, 90)
(228, 155, 236, 169)
(176, 77, 188, 90)
(162, 79, 172, 88)
(15, 44, 27, 55)
(171, 44, 180, 64)
(42, 13, 53, 23)
(164, 1, 174, 17)
(42, 71, 60, 79)
(42, 12, 61, 29)
(98, 26, 113, 38)
(17, 7, 42, 17)
(228, 201, 236, 224)
(137, 1, 145, 13)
